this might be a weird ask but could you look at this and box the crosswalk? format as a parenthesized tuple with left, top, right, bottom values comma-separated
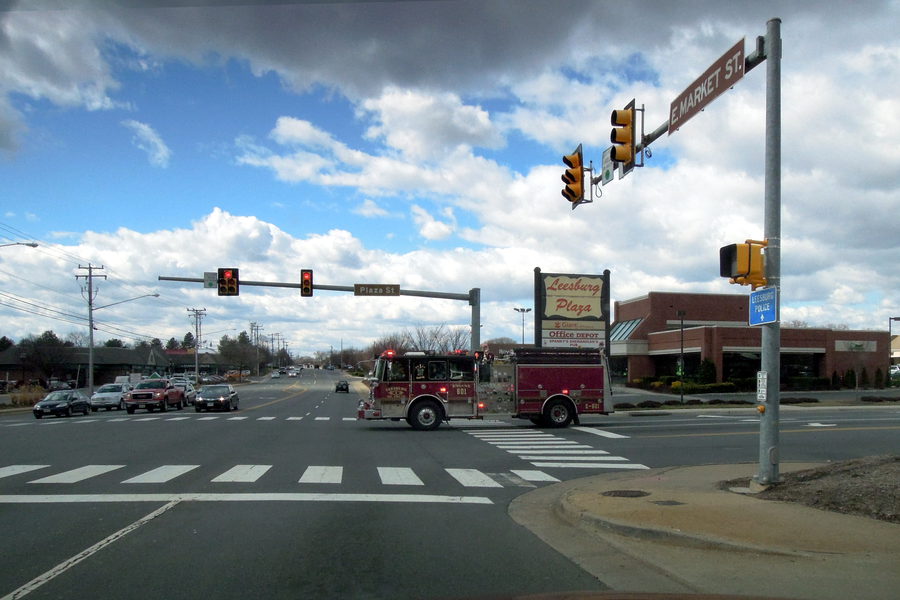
(462, 428, 649, 471)
(0, 463, 563, 492)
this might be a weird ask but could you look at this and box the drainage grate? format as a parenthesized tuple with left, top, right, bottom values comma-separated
(601, 489, 650, 498)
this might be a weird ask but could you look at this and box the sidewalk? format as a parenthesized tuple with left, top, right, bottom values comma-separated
(510, 463, 900, 600)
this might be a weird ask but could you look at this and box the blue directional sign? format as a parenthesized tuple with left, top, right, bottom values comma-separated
(749, 287, 778, 326)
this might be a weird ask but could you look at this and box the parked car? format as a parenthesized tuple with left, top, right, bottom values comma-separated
(125, 379, 185, 414)
(271, 371, 281, 379)
(335, 380, 349, 393)
(90, 383, 132, 411)
(172, 381, 197, 405)
(195, 384, 239, 412)
(33, 390, 91, 418)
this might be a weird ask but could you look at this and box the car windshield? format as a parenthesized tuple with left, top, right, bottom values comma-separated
(201, 386, 229, 396)
(44, 391, 70, 402)
(96, 385, 122, 393)
(135, 380, 165, 389)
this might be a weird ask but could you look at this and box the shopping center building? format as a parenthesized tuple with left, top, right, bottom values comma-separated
(609, 291, 889, 385)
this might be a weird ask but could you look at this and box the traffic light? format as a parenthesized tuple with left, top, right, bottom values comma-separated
(300, 269, 313, 297)
(561, 144, 584, 206)
(719, 241, 767, 289)
(217, 267, 239, 296)
(610, 99, 636, 174)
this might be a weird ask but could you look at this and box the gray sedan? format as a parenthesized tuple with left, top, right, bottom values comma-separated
(90, 383, 131, 411)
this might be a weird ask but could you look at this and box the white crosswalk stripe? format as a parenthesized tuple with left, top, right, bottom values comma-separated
(211, 465, 272, 483)
(123, 465, 200, 484)
(446, 468, 503, 488)
(299, 466, 343, 484)
(377, 467, 424, 486)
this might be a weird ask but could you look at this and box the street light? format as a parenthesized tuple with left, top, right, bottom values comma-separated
(889, 317, 900, 387)
(513, 307, 531, 344)
(88, 293, 160, 394)
(0, 242, 38, 248)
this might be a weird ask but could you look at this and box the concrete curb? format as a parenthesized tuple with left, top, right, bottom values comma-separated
(554, 486, 801, 557)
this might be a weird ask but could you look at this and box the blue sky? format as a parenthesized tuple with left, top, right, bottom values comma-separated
(1, 1, 898, 358)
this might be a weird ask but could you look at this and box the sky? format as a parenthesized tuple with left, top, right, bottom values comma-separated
(1, 0, 899, 358)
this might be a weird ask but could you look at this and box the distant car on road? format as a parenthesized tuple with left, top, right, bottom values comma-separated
(90, 383, 132, 411)
(271, 371, 281, 379)
(33, 390, 91, 418)
(195, 384, 239, 412)
(335, 380, 349, 393)
(125, 379, 185, 414)
(172, 381, 197, 405)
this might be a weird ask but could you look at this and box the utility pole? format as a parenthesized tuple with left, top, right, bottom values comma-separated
(250, 322, 264, 376)
(187, 308, 206, 384)
(76, 264, 106, 394)
(757, 17, 782, 485)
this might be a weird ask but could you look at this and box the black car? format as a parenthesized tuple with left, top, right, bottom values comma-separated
(335, 380, 349, 393)
(195, 384, 239, 412)
(33, 390, 91, 419)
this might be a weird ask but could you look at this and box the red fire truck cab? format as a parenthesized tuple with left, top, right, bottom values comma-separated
(357, 347, 611, 430)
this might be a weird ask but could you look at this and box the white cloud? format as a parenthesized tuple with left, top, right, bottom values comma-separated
(121, 119, 171, 168)
(354, 199, 389, 218)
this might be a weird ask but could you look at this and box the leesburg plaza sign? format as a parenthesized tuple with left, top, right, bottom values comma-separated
(534, 268, 610, 352)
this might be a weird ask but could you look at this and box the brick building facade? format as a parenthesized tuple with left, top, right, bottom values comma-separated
(610, 291, 889, 385)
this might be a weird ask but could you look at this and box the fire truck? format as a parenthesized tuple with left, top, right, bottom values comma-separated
(357, 347, 611, 430)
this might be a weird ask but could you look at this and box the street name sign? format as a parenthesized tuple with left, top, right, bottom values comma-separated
(354, 284, 400, 296)
(669, 39, 745, 134)
(749, 287, 778, 326)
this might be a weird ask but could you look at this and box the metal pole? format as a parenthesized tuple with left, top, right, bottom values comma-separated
(757, 18, 782, 485)
(677, 310, 686, 403)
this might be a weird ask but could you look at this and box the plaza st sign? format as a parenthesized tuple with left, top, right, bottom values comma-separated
(669, 39, 745, 134)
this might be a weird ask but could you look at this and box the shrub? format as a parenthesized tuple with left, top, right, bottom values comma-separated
(636, 400, 662, 409)
(697, 358, 716, 384)
(614, 402, 635, 410)
(11, 385, 45, 407)
(844, 368, 857, 389)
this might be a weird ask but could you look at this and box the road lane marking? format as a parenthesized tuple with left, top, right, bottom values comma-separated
(166, 417, 191, 421)
(314, 417, 330, 421)
(257, 417, 276, 421)
(228, 416, 248, 420)
(287, 417, 303, 420)
(122, 465, 200, 484)
(492, 444, 594, 450)
(518, 455, 629, 461)
(488, 440, 580, 445)
(28, 465, 125, 484)
(0, 465, 49, 480)
(133, 417, 160, 422)
(511, 470, 560, 483)
(196, 416, 220, 420)
(530, 462, 650, 469)
(503, 449, 610, 455)
(377, 467, 424, 486)
(571, 426, 629, 438)
(211, 464, 272, 483)
(0, 500, 181, 600)
(446, 468, 502, 488)
(299, 466, 343, 484)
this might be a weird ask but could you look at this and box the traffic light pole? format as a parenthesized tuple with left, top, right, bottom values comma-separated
(757, 18, 782, 485)
(159, 276, 481, 353)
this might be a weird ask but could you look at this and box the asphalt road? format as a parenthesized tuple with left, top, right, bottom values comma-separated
(1, 370, 898, 599)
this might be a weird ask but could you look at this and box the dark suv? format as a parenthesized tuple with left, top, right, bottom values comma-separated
(335, 380, 349, 393)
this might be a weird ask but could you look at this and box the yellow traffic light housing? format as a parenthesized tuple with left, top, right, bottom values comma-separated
(217, 267, 239, 296)
(719, 240, 767, 290)
(300, 269, 313, 297)
(610, 99, 636, 173)
(561, 144, 584, 206)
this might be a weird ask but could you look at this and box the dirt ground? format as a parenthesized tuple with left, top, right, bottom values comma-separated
(726, 455, 899, 524)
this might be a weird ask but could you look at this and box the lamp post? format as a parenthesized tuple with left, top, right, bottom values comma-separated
(889, 317, 900, 387)
(0, 242, 38, 249)
(677, 310, 686, 403)
(513, 307, 531, 344)
(89, 293, 160, 394)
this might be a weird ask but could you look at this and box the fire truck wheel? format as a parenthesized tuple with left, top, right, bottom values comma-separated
(409, 400, 442, 431)
(544, 399, 573, 428)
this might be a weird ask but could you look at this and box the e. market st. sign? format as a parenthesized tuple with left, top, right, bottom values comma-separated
(533, 268, 610, 352)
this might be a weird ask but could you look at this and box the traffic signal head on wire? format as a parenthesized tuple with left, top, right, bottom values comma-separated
(300, 269, 313, 297)
(719, 240, 767, 290)
(217, 267, 239, 296)
(610, 99, 636, 169)
(561, 144, 584, 206)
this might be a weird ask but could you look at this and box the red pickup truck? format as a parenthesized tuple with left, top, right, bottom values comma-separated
(125, 378, 186, 414)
